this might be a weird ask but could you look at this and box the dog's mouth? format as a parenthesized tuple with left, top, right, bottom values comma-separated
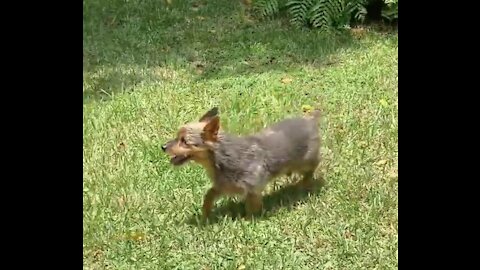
(170, 154, 191, 166)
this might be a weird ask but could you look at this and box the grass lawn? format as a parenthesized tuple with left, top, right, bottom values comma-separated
(83, 0, 398, 269)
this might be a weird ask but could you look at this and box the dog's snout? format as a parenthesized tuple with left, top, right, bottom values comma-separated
(161, 144, 167, 152)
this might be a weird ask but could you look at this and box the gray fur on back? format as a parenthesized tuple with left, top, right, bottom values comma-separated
(211, 117, 321, 193)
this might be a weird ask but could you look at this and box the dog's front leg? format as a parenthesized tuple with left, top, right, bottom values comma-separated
(202, 187, 220, 218)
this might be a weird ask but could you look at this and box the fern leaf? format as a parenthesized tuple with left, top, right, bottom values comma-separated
(287, 0, 314, 27)
(253, 0, 280, 19)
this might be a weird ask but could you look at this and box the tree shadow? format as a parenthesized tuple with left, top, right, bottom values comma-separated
(83, 0, 362, 103)
(186, 177, 326, 227)
(83, 68, 148, 102)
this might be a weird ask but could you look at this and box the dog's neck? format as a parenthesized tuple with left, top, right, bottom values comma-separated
(194, 150, 216, 180)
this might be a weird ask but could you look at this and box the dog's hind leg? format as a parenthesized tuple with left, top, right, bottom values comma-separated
(245, 192, 263, 217)
(298, 161, 322, 191)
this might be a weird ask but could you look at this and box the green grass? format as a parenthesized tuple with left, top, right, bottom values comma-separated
(83, 0, 398, 269)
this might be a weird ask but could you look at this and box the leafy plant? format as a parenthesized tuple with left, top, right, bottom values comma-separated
(381, 0, 398, 22)
(285, 0, 314, 26)
(290, 0, 369, 31)
(254, 0, 368, 31)
(253, 0, 288, 19)
(252, 0, 396, 31)
(352, 0, 368, 23)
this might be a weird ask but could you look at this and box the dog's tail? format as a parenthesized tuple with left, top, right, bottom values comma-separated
(311, 109, 321, 121)
(304, 109, 322, 123)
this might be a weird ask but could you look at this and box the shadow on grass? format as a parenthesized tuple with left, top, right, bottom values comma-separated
(83, 0, 361, 103)
(186, 177, 326, 227)
(83, 69, 147, 102)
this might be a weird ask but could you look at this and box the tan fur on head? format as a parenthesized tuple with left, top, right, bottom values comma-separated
(162, 108, 222, 167)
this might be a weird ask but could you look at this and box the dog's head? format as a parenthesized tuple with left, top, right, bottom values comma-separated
(162, 107, 221, 166)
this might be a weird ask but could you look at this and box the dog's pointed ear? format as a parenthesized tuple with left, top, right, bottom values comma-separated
(199, 107, 219, 122)
(202, 116, 220, 142)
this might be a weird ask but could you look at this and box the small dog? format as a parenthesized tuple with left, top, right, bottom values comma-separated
(162, 107, 322, 217)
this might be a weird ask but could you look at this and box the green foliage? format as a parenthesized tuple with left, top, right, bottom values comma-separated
(311, 0, 361, 29)
(381, 0, 398, 21)
(352, 0, 368, 23)
(254, 0, 369, 32)
(253, 0, 397, 31)
(253, 0, 283, 19)
(286, 0, 314, 27)
(289, 0, 367, 31)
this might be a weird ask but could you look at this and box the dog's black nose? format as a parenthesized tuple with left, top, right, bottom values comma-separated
(161, 144, 167, 152)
